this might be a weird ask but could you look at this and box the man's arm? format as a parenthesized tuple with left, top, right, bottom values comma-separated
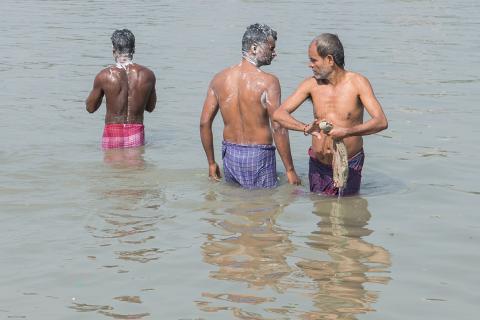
(86, 71, 105, 113)
(328, 75, 388, 140)
(145, 84, 157, 113)
(265, 76, 301, 185)
(199, 83, 221, 181)
(272, 78, 319, 135)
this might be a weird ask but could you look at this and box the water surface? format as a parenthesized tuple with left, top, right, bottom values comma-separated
(1, 0, 479, 319)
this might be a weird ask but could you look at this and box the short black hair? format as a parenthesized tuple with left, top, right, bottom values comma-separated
(111, 29, 135, 56)
(242, 23, 277, 52)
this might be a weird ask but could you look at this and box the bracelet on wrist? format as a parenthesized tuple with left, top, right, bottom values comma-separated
(303, 124, 310, 136)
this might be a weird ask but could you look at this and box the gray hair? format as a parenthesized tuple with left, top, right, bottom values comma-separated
(111, 29, 135, 57)
(312, 33, 344, 68)
(242, 23, 277, 52)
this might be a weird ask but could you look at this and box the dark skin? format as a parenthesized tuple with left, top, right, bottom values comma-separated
(86, 52, 156, 124)
(200, 37, 300, 185)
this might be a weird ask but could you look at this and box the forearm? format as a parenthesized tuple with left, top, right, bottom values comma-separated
(272, 127, 295, 172)
(273, 109, 310, 132)
(86, 99, 101, 113)
(145, 89, 157, 112)
(145, 104, 155, 113)
(86, 92, 103, 113)
(200, 124, 216, 165)
(346, 117, 388, 137)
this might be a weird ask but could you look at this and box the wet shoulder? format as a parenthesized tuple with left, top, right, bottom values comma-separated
(215, 64, 239, 79)
(210, 65, 239, 87)
(132, 64, 155, 80)
(96, 66, 122, 83)
(246, 70, 279, 93)
(259, 70, 279, 86)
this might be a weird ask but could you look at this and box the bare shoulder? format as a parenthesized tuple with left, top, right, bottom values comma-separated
(209, 65, 237, 89)
(348, 71, 371, 87)
(93, 67, 113, 85)
(96, 67, 112, 78)
(298, 76, 317, 91)
(215, 64, 237, 79)
(260, 71, 280, 87)
(134, 64, 156, 80)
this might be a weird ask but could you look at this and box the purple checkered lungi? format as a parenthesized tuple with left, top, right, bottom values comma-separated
(309, 148, 365, 196)
(222, 141, 278, 189)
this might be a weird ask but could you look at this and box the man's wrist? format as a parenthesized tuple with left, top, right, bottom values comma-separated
(303, 123, 310, 136)
(345, 127, 354, 138)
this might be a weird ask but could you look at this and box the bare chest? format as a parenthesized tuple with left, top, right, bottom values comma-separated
(310, 85, 362, 122)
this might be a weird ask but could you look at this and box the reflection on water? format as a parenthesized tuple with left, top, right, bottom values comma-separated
(1, 0, 477, 318)
(75, 161, 167, 319)
(198, 189, 294, 318)
(296, 197, 391, 319)
(202, 197, 294, 289)
(198, 191, 391, 319)
(103, 147, 146, 169)
(70, 302, 149, 319)
(86, 184, 168, 264)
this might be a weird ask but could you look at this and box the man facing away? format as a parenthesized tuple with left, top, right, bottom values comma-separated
(200, 23, 300, 189)
(273, 33, 388, 196)
(86, 29, 156, 149)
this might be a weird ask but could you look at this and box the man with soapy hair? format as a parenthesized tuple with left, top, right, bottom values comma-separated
(86, 29, 156, 149)
(200, 23, 300, 189)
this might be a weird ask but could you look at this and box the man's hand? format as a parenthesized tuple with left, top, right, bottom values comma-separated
(208, 162, 222, 181)
(286, 169, 301, 185)
(326, 126, 350, 140)
(305, 119, 322, 138)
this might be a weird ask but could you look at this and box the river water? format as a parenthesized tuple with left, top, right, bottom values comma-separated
(1, 0, 479, 319)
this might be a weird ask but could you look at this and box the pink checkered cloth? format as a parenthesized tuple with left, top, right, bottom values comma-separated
(102, 123, 145, 149)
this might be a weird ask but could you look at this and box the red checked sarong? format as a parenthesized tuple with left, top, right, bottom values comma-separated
(102, 124, 145, 149)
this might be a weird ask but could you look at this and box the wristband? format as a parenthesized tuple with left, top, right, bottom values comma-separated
(303, 124, 310, 136)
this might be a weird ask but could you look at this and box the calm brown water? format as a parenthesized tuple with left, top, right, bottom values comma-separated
(1, 0, 479, 319)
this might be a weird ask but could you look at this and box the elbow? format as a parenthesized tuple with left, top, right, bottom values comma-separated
(376, 118, 388, 132)
(272, 109, 282, 123)
(146, 103, 156, 113)
(379, 118, 388, 131)
(86, 98, 96, 113)
(199, 120, 211, 131)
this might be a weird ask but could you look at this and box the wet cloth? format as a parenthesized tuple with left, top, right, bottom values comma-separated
(102, 123, 145, 149)
(308, 148, 364, 196)
(222, 141, 278, 189)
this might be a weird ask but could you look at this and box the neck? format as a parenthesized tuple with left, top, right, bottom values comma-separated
(114, 54, 133, 69)
(326, 67, 345, 86)
(242, 52, 260, 67)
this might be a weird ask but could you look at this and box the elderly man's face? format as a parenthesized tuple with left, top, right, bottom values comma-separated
(308, 43, 333, 80)
(255, 36, 276, 66)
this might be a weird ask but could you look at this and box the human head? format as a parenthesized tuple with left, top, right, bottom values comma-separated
(311, 33, 344, 68)
(111, 29, 135, 62)
(241, 23, 277, 66)
(308, 33, 344, 80)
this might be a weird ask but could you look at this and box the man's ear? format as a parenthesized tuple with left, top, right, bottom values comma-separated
(251, 44, 257, 54)
(327, 54, 334, 65)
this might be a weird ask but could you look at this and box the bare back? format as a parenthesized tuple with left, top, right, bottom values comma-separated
(210, 63, 278, 145)
(86, 63, 156, 124)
